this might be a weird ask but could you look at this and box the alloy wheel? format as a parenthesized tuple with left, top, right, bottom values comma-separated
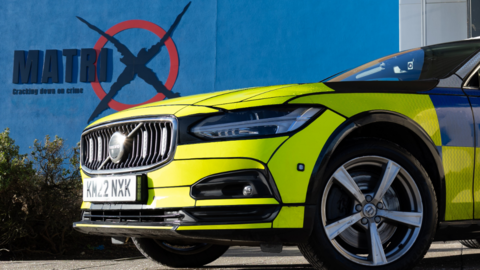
(321, 156, 423, 266)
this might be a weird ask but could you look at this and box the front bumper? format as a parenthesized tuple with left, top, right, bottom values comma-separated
(75, 108, 346, 245)
(73, 205, 315, 245)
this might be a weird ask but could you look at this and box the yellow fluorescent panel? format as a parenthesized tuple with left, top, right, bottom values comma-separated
(81, 202, 91, 209)
(216, 96, 294, 110)
(443, 146, 474, 220)
(273, 206, 305, 228)
(75, 224, 172, 230)
(474, 148, 480, 219)
(268, 110, 346, 203)
(80, 170, 90, 184)
(290, 93, 442, 146)
(246, 83, 334, 101)
(80, 170, 90, 179)
(87, 105, 186, 128)
(174, 137, 287, 163)
(195, 198, 279, 207)
(175, 106, 219, 117)
(195, 85, 295, 106)
(176, 223, 272, 230)
(147, 187, 195, 208)
(148, 159, 264, 187)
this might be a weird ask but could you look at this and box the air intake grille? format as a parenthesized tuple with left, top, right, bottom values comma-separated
(83, 210, 183, 223)
(81, 117, 177, 174)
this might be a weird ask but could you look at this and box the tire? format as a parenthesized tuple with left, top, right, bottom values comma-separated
(299, 138, 437, 270)
(459, 239, 480, 249)
(132, 238, 229, 268)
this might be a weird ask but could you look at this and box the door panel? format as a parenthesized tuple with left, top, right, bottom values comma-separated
(464, 94, 480, 219)
(430, 93, 475, 220)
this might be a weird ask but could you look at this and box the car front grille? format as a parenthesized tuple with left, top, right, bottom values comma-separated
(82, 206, 280, 224)
(81, 116, 177, 174)
(83, 210, 183, 223)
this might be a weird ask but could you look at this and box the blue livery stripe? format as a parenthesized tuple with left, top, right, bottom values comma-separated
(430, 94, 474, 147)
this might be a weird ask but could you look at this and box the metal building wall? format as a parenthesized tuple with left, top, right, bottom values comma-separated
(400, 0, 469, 50)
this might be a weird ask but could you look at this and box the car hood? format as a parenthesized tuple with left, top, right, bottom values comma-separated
(134, 84, 298, 107)
(86, 83, 335, 128)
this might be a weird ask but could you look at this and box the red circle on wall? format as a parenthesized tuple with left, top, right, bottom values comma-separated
(91, 20, 179, 111)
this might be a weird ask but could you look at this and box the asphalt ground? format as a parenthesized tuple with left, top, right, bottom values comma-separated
(1, 241, 479, 270)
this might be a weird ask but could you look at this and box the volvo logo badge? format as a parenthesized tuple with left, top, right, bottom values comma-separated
(363, 204, 377, 218)
(109, 132, 127, 163)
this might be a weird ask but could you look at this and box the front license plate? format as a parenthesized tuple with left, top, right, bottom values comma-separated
(83, 175, 138, 202)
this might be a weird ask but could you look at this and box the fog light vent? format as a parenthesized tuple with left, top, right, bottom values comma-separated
(191, 170, 273, 199)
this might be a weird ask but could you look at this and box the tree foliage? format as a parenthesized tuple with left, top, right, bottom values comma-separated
(0, 128, 83, 255)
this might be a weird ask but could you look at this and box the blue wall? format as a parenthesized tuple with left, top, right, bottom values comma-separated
(0, 0, 399, 152)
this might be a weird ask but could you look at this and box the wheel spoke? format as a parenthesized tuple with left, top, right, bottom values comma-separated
(377, 209, 422, 227)
(368, 220, 387, 265)
(325, 212, 363, 240)
(372, 161, 400, 204)
(333, 166, 366, 204)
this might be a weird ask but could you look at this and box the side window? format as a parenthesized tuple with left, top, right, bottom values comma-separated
(467, 70, 480, 88)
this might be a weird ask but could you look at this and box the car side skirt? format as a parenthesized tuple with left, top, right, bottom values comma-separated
(435, 220, 480, 241)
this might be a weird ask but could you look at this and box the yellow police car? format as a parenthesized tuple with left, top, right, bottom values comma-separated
(74, 39, 480, 270)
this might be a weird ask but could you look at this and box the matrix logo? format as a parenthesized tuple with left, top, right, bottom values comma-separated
(12, 2, 191, 122)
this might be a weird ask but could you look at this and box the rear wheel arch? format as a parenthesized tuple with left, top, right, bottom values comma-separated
(305, 111, 445, 220)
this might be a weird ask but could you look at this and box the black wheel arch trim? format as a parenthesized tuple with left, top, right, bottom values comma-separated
(304, 110, 446, 221)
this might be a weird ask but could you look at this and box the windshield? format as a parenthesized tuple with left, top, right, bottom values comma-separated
(328, 41, 480, 82)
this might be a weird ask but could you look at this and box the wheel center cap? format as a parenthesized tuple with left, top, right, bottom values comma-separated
(363, 203, 377, 218)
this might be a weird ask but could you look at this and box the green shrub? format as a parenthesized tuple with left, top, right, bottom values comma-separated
(0, 128, 35, 249)
(0, 128, 83, 255)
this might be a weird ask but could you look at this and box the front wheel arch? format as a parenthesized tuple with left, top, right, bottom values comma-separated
(305, 111, 445, 221)
(299, 138, 438, 269)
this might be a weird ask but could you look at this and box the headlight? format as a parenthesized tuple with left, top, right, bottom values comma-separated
(191, 106, 323, 139)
